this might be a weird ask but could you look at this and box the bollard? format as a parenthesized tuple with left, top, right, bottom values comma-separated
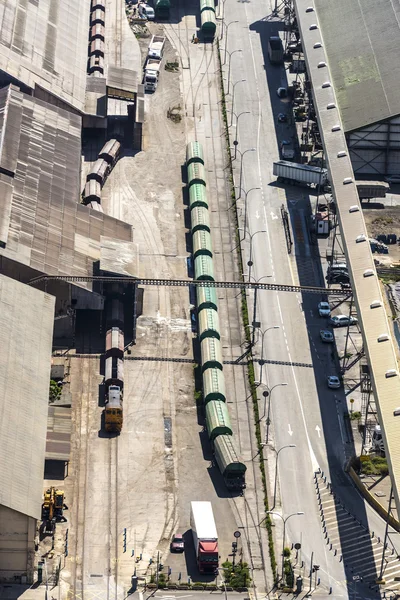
(324, 476, 327, 483)
(330, 544, 332, 550)
(325, 532, 328, 539)
(339, 555, 342, 562)
(378, 537, 381, 543)
(329, 587, 332, 594)
(371, 531, 374, 538)
(321, 471, 324, 478)
(131, 550, 134, 557)
(334, 549, 337, 556)
(318, 578, 320, 586)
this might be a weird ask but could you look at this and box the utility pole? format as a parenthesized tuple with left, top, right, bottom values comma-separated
(309, 551, 313, 594)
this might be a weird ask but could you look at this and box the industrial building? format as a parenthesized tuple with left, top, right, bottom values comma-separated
(314, 0, 400, 176)
(0, 275, 55, 583)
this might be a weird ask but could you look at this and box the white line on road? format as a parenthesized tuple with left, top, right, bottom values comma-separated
(316, 425, 321, 438)
(288, 424, 294, 436)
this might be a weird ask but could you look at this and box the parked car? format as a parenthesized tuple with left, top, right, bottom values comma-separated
(278, 113, 288, 123)
(170, 533, 185, 552)
(327, 262, 347, 273)
(318, 302, 331, 317)
(320, 330, 334, 343)
(330, 315, 358, 328)
(327, 375, 341, 389)
(139, 3, 154, 18)
(326, 272, 350, 285)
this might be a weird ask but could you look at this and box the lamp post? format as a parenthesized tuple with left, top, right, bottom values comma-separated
(272, 445, 296, 510)
(231, 79, 246, 126)
(224, 49, 242, 94)
(221, 19, 238, 49)
(265, 382, 288, 443)
(231, 112, 250, 159)
(236, 147, 256, 198)
(257, 329, 281, 386)
(249, 273, 272, 345)
(267, 511, 304, 582)
(238, 229, 266, 281)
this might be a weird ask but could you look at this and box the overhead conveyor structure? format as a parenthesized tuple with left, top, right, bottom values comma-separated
(295, 0, 400, 515)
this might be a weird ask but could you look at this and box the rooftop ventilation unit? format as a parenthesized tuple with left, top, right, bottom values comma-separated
(363, 269, 374, 277)
(309, 24, 318, 30)
(378, 334, 389, 342)
(386, 369, 398, 378)
(317, 61, 326, 68)
(370, 301, 382, 309)
(314, 42, 322, 48)
(332, 125, 341, 131)
(349, 205, 359, 213)
(356, 234, 366, 243)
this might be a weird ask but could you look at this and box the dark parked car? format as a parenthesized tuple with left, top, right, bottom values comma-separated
(170, 534, 185, 552)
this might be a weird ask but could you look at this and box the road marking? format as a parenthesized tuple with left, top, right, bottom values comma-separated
(315, 425, 321, 438)
(255, 210, 260, 219)
(288, 424, 293, 436)
(270, 211, 278, 220)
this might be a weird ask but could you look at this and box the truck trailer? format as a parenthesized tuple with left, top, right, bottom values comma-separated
(143, 58, 161, 92)
(273, 160, 329, 188)
(148, 35, 166, 59)
(268, 36, 284, 64)
(190, 501, 219, 573)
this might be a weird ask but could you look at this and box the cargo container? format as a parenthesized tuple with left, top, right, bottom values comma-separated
(201, 337, 223, 371)
(214, 435, 246, 490)
(190, 502, 219, 573)
(198, 308, 220, 341)
(84, 179, 101, 204)
(356, 181, 389, 200)
(148, 35, 166, 59)
(203, 367, 226, 402)
(196, 286, 218, 311)
(191, 206, 211, 233)
(194, 254, 214, 281)
(201, 10, 216, 40)
(188, 161, 206, 186)
(193, 229, 213, 259)
(105, 356, 124, 389)
(273, 160, 329, 187)
(105, 327, 124, 358)
(186, 141, 205, 166)
(189, 184, 208, 210)
(206, 400, 233, 440)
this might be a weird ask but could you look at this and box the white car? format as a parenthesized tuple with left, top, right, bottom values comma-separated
(320, 330, 334, 343)
(330, 314, 358, 328)
(327, 375, 341, 389)
(318, 302, 331, 317)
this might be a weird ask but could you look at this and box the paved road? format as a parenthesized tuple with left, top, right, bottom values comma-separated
(220, 0, 398, 598)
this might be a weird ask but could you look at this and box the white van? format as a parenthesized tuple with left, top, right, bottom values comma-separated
(139, 3, 155, 19)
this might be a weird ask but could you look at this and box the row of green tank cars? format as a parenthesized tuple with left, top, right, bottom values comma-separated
(187, 141, 246, 492)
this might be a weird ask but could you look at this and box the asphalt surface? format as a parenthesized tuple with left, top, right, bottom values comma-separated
(221, 0, 400, 598)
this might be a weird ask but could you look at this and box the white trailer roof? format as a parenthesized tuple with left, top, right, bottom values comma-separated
(191, 501, 218, 539)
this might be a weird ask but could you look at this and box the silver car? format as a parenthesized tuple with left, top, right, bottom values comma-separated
(327, 375, 341, 389)
(330, 314, 358, 328)
(320, 330, 334, 343)
(318, 302, 331, 317)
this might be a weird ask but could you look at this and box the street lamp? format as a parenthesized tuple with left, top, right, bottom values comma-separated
(224, 49, 242, 93)
(231, 112, 250, 159)
(231, 79, 246, 126)
(267, 511, 304, 582)
(238, 229, 266, 282)
(272, 445, 296, 511)
(249, 273, 272, 345)
(264, 381, 288, 443)
(221, 19, 238, 48)
(257, 329, 281, 386)
(236, 147, 256, 199)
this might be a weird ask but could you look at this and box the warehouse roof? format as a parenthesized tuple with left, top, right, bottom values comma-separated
(314, 0, 400, 132)
(0, 86, 132, 289)
(0, 275, 55, 520)
(0, 0, 89, 112)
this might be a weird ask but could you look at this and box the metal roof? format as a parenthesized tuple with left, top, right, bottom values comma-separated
(0, 274, 55, 520)
(296, 0, 400, 517)
(46, 406, 72, 462)
(0, 0, 90, 112)
(0, 86, 132, 289)
(107, 66, 138, 94)
(314, 0, 400, 132)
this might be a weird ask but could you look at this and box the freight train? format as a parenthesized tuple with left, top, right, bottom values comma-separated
(88, 0, 105, 76)
(186, 141, 246, 491)
(103, 283, 125, 433)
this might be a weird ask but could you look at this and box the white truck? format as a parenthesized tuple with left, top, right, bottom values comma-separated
(148, 35, 166, 59)
(273, 160, 329, 188)
(143, 58, 161, 92)
(190, 501, 219, 574)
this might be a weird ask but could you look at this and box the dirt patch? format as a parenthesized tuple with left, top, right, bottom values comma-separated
(362, 204, 400, 264)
